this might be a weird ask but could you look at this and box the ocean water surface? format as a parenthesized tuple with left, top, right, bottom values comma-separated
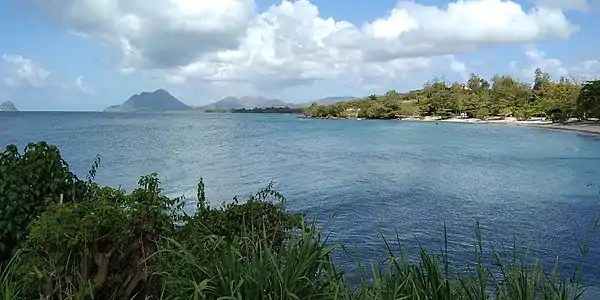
(1, 112, 600, 293)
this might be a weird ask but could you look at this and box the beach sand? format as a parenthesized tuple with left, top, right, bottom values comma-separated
(300, 115, 600, 135)
(528, 121, 600, 135)
(404, 117, 600, 135)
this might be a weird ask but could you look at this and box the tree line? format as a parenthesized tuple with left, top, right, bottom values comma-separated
(304, 69, 600, 123)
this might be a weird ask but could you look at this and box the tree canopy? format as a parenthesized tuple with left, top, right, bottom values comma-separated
(304, 70, 600, 123)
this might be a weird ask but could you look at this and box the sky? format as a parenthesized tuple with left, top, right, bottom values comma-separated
(0, 0, 599, 111)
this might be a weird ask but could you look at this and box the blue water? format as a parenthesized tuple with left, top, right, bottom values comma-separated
(2, 112, 600, 293)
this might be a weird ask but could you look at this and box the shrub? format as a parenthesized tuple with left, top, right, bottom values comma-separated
(20, 173, 184, 299)
(177, 180, 302, 252)
(158, 221, 342, 300)
(1, 141, 596, 299)
(0, 142, 88, 263)
(18, 170, 302, 299)
(474, 108, 490, 120)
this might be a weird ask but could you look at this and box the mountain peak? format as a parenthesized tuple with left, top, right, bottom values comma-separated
(0, 101, 18, 112)
(104, 89, 192, 112)
(153, 88, 170, 94)
(200, 96, 291, 110)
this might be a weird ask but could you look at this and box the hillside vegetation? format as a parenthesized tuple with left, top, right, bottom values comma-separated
(1, 142, 598, 299)
(304, 69, 600, 122)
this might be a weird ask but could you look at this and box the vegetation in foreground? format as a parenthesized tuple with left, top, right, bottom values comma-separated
(303, 70, 600, 122)
(1, 141, 598, 300)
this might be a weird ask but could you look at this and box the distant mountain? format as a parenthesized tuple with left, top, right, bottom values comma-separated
(311, 96, 360, 105)
(104, 89, 192, 112)
(198, 95, 360, 111)
(0, 101, 18, 112)
(199, 96, 293, 111)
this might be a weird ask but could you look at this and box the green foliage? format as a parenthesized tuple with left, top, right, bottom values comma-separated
(1, 142, 597, 299)
(474, 107, 490, 120)
(156, 220, 595, 300)
(577, 80, 600, 119)
(1, 250, 25, 300)
(0, 142, 88, 263)
(5, 142, 301, 299)
(303, 70, 599, 122)
(21, 173, 184, 299)
(175, 182, 302, 254)
(158, 220, 335, 299)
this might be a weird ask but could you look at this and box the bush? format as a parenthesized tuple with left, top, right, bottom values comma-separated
(179, 180, 301, 249)
(0, 142, 88, 263)
(158, 221, 341, 300)
(1, 141, 597, 300)
(18, 166, 302, 299)
(474, 108, 490, 120)
(20, 173, 183, 299)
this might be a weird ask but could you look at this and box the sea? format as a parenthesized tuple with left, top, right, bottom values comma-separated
(1, 112, 600, 295)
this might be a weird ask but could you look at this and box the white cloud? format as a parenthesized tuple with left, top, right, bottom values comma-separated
(35, 0, 256, 71)
(75, 75, 95, 95)
(570, 60, 600, 81)
(1, 54, 50, 88)
(522, 46, 569, 77)
(30, 0, 578, 91)
(515, 46, 600, 82)
(535, 0, 589, 11)
(449, 56, 468, 79)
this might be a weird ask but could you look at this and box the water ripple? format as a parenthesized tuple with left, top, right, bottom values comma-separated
(1, 112, 600, 289)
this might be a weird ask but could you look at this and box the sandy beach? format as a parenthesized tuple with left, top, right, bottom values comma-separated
(300, 115, 600, 135)
(527, 121, 600, 135)
(402, 116, 600, 135)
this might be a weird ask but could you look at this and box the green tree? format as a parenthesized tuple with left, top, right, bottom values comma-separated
(0, 142, 88, 263)
(533, 68, 552, 93)
(577, 79, 600, 119)
(300, 70, 588, 122)
(532, 68, 552, 103)
(467, 73, 490, 91)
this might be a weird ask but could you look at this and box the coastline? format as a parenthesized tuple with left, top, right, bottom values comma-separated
(405, 117, 600, 135)
(300, 115, 600, 136)
(415, 117, 600, 135)
(526, 122, 600, 136)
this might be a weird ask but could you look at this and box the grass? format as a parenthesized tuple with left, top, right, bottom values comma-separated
(152, 219, 597, 300)
(1, 172, 597, 300)
(1, 216, 598, 300)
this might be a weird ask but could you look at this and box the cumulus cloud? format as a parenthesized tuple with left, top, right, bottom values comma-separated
(1, 54, 50, 88)
(521, 46, 569, 78)
(29, 0, 579, 90)
(358, 0, 575, 61)
(513, 46, 600, 81)
(34, 0, 256, 71)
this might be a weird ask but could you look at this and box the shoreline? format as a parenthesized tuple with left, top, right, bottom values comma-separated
(410, 117, 600, 136)
(300, 116, 600, 136)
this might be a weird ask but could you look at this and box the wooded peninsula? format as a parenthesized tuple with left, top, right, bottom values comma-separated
(303, 69, 600, 123)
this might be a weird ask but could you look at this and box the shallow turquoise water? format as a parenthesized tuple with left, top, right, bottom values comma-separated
(1, 112, 600, 293)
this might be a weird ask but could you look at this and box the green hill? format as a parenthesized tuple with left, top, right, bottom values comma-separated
(104, 89, 191, 112)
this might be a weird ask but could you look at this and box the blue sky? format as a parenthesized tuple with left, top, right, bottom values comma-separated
(0, 0, 599, 111)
